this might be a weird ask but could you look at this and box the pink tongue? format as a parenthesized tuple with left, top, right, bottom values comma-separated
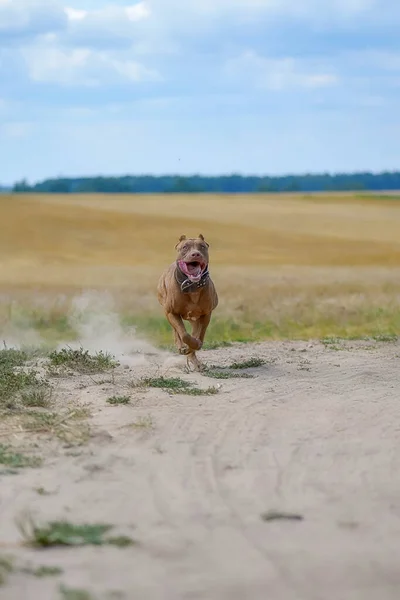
(179, 261, 202, 281)
(189, 265, 202, 279)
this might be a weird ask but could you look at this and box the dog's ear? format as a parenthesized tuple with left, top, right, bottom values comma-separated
(175, 234, 186, 249)
(198, 233, 209, 247)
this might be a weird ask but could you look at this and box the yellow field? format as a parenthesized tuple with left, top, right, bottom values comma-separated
(1, 192, 400, 344)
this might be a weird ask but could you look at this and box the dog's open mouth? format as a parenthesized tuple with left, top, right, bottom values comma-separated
(178, 260, 207, 282)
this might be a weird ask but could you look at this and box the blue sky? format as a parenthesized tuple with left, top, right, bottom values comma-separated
(1, 0, 400, 184)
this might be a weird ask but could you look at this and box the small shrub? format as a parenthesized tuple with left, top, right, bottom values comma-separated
(106, 396, 130, 406)
(229, 358, 265, 369)
(22, 565, 63, 578)
(21, 386, 53, 408)
(59, 585, 93, 600)
(18, 518, 136, 549)
(136, 377, 219, 396)
(0, 556, 13, 586)
(49, 347, 118, 374)
(205, 369, 253, 380)
(0, 445, 42, 469)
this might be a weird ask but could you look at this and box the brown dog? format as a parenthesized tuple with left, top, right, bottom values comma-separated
(157, 234, 218, 370)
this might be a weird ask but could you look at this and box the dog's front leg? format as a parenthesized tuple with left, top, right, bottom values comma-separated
(166, 312, 202, 352)
(186, 314, 212, 371)
(191, 313, 211, 346)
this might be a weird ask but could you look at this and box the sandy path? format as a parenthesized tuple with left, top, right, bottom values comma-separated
(1, 339, 400, 600)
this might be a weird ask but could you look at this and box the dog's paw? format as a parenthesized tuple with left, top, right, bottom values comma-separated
(182, 333, 202, 351)
(187, 355, 204, 372)
(179, 345, 191, 356)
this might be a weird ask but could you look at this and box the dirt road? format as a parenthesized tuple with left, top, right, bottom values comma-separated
(1, 339, 400, 600)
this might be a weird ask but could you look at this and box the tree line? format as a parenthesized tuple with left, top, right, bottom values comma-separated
(10, 171, 400, 194)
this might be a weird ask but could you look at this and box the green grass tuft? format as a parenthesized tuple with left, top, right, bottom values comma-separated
(0, 556, 13, 586)
(18, 518, 135, 549)
(229, 357, 266, 369)
(20, 386, 53, 408)
(0, 348, 29, 370)
(49, 347, 119, 374)
(0, 369, 48, 410)
(136, 376, 219, 396)
(106, 536, 136, 548)
(0, 348, 51, 415)
(204, 369, 253, 380)
(204, 357, 265, 379)
(59, 585, 93, 600)
(106, 395, 131, 406)
(35, 487, 54, 496)
(261, 510, 304, 522)
(372, 333, 398, 342)
(137, 376, 192, 391)
(185, 386, 220, 396)
(0, 445, 42, 469)
(22, 565, 63, 578)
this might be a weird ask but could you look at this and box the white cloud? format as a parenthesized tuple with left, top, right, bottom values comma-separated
(125, 2, 150, 21)
(0, 1, 160, 89)
(62, 2, 152, 49)
(0, 0, 398, 104)
(0, 0, 67, 38)
(0, 0, 393, 52)
(58, 0, 383, 53)
(21, 43, 161, 85)
(65, 7, 87, 21)
(226, 51, 338, 91)
(65, 2, 150, 25)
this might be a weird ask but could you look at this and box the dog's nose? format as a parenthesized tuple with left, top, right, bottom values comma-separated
(190, 251, 201, 259)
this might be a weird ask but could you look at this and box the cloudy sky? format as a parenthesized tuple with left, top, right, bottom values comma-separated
(1, 0, 399, 184)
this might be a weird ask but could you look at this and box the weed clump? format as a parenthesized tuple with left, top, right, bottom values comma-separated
(18, 518, 136, 549)
(0, 445, 42, 469)
(204, 357, 266, 379)
(106, 395, 131, 406)
(0, 556, 13, 586)
(136, 376, 219, 396)
(0, 348, 50, 413)
(49, 347, 118, 375)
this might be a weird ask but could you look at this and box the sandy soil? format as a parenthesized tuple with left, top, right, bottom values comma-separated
(1, 339, 400, 600)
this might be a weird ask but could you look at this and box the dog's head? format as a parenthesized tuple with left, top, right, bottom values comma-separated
(175, 234, 210, 282)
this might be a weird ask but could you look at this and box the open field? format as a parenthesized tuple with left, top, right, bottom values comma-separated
(1, 193, 400, 599)
(0, 192, 400, 343)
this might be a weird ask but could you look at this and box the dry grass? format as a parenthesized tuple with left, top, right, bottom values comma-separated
(0, 192, 399, 342)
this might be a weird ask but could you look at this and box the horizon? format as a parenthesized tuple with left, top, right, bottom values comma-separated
(6, 168, 400, 188)
(5, 169, 400, 194)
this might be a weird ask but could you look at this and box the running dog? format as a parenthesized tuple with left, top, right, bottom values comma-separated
(157, 234, 218, 370)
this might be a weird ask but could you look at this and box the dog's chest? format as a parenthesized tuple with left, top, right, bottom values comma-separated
(186, 313, 200, 322)
(180, 293, 205, 321)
